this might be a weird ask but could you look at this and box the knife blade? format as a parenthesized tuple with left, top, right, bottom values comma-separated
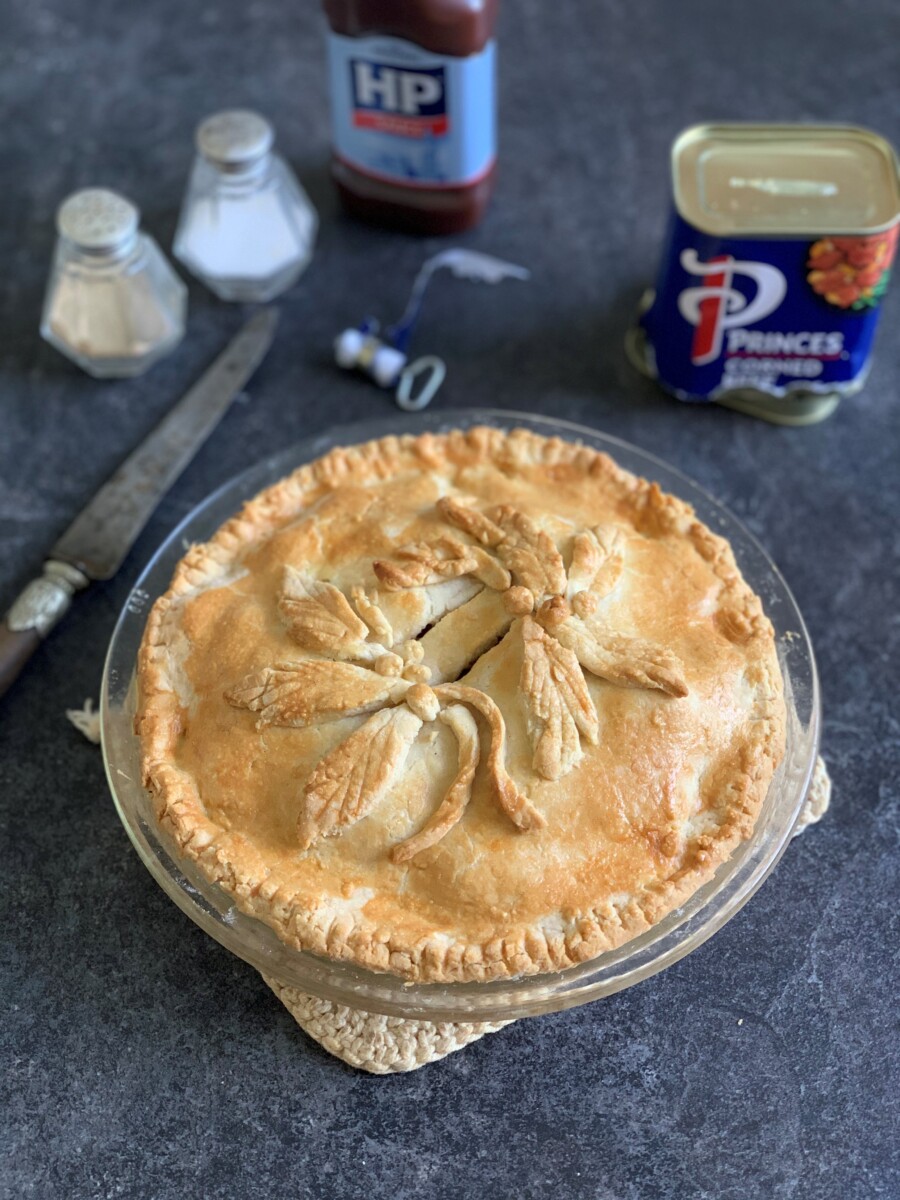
(0, 307, 279, 698)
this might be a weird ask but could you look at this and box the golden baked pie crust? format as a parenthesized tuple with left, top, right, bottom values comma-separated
(137, 427, 786, 983)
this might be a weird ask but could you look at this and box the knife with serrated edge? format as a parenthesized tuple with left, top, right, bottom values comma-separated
(0, 307, 279, 698)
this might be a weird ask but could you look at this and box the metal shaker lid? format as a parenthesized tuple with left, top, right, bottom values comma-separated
(56, 188, 140, 252)
(196, 110, 274, 170)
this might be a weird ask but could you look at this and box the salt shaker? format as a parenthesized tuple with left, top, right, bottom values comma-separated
(40, 189, 186, 378)
(174, 110, 317, 302)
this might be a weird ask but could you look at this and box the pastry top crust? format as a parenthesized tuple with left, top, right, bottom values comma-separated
(137, 427, 785, 983)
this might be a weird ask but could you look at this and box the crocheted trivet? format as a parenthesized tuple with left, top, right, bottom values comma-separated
(793, 754, 831, 834)
(263, 979, 513, 1074)
(69, 706, 830, 1075)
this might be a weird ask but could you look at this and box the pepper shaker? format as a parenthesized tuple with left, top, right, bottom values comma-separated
(174, 110, 318, 302)
(40, 189, 187, 378)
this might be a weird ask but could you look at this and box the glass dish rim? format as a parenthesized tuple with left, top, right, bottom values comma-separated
(101, 407, 820, 1021)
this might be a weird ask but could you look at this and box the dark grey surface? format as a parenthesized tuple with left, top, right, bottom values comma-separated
(2, 1, 898, 1197)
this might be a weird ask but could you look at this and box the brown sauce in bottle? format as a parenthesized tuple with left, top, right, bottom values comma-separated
(323, 0, 500, 234)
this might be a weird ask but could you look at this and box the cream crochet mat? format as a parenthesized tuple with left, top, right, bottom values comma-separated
(69, 703, 830, 1075)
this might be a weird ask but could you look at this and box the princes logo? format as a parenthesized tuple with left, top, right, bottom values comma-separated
(350, 60, 448, 139)
(639, 214, 885, 401)
(677, 250, 787, 365)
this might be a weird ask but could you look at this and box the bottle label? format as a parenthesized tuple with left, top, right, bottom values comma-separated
(327, 33, 496, 188)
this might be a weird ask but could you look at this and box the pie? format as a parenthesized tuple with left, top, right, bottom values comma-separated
(137, 427, 785, 983)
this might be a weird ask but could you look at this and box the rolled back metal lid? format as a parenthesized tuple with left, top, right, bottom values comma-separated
(673, 123, 900, 235)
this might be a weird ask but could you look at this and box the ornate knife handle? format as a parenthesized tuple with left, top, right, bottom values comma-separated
(0, 561, 89, 698)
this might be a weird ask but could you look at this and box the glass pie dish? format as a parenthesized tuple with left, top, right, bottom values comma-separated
(101, 409, 820, 1022)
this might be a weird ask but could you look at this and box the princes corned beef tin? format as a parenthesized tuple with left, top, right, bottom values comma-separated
(628, 124, 900, 425)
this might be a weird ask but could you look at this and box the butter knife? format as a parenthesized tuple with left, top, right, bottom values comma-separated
(0, 307, 279, 698)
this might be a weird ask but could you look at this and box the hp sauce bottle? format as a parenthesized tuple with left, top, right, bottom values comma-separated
(323, 0, 499, 233)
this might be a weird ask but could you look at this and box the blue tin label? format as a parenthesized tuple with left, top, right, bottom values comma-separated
(639, 213, 897, 401)
(327, 33, 496, 187)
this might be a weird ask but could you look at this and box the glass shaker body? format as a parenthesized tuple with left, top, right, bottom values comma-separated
(174, 114, 317, 303)
(41, 190, 186, 378)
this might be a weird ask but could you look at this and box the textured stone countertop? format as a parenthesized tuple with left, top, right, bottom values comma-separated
(2, 1, 898, 1197)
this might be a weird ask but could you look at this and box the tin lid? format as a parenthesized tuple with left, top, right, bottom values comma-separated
(673, 124, 900, 236)
(57, 188, 140, 253)
(196, 110, 274, 171)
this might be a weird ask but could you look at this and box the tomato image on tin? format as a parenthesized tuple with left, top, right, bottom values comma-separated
(807, 228, 898, 310)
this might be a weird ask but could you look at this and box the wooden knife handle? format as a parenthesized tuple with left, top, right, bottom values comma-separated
(0, 561, 89, 699)
(0, 621, 42, 697)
